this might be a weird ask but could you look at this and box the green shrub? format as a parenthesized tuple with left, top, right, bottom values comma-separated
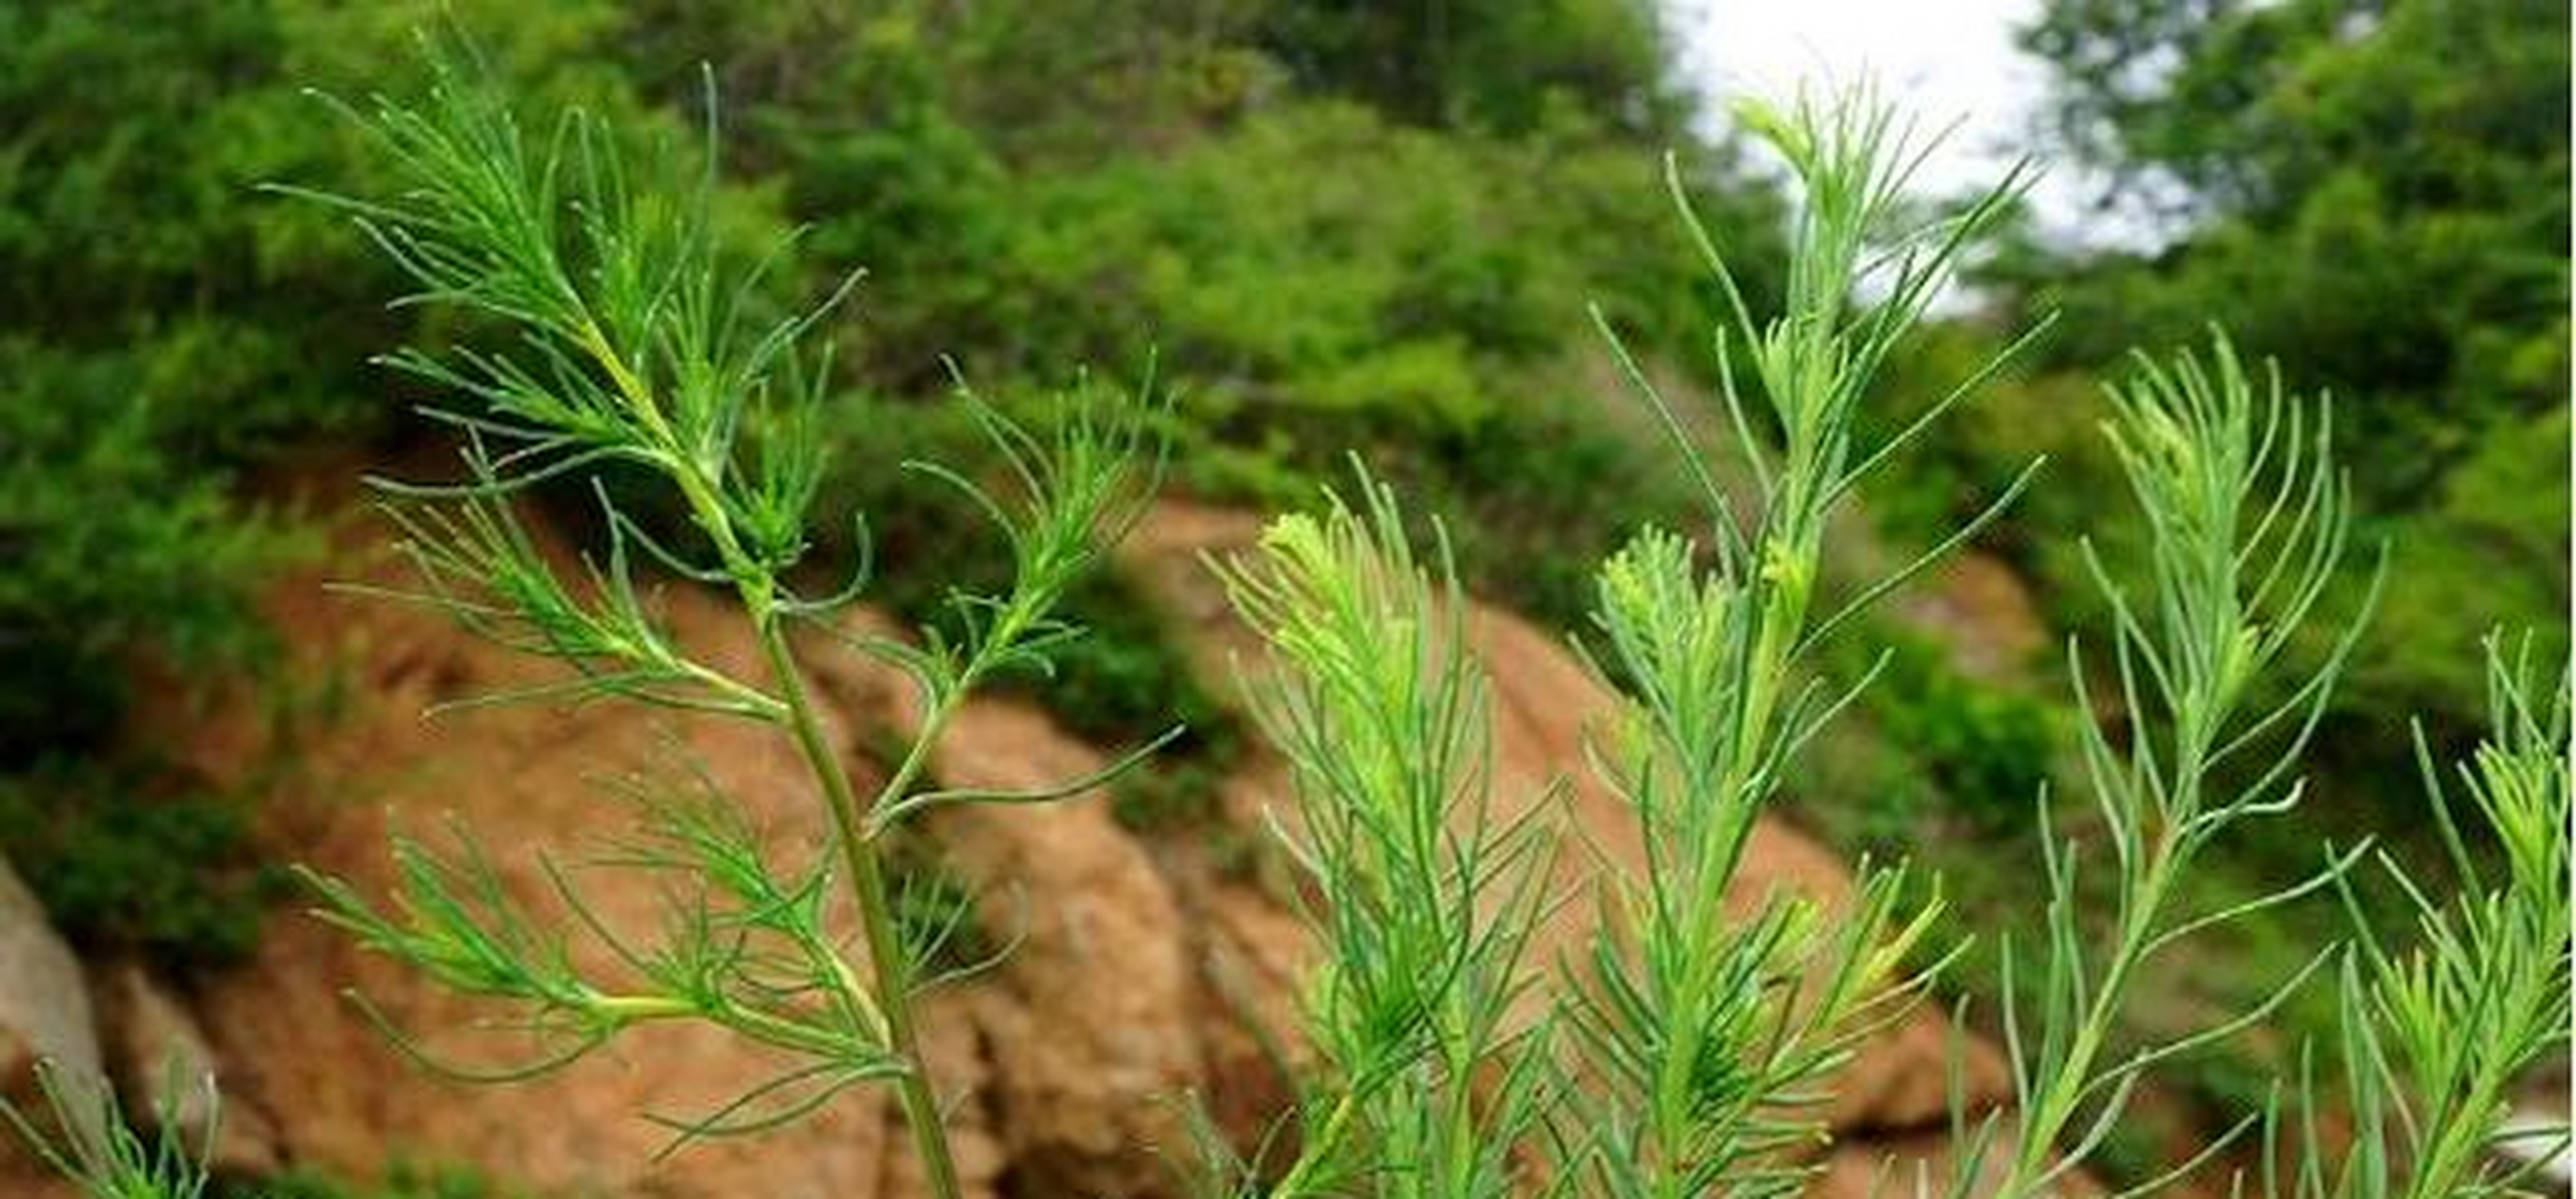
(1247, 0, 1688, 137)
(0, 0, 797, 973)
(2350, 405, 2573, 727)
(0, 761, 280, 968)
(1854, 629, 2058, 831)
(0, 342, 288, 766)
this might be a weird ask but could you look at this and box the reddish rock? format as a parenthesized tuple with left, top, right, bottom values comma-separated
(926, 701, 1206, 1198)
(187, 530, 929, 1198)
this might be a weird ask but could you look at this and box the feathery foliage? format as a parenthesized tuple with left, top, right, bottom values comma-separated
(2277, 638, 2571, 1199)
(1212, 81, 2566, 1199)
(266, 40, 1165, 1199)
(1, 1063, 218, 1199)
(1957, 333, 2381, 1199)
(1557, 83, 2044, 1199)
(1217, 472, 1565, 1199)
(1211, 81, 2045, 1199)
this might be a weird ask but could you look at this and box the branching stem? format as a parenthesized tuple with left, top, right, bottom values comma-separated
(758, 621, 965, 1199)
(585, 298, 968, 1197)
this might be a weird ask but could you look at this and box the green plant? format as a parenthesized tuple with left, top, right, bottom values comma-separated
(2277, 637, 2571, 1199)
(12, 52, 2568, 1199)
(248, 1160, 514, 1199)
(1, 1064, 220, 1199)
(1194, 80, 2038, 1198)
(813, 388, 1245, 814)
(881, 825, 997, 977)
(1959, 333, 2383, 1197)
(1207, 83, 2567, 1199)
(1216, 472, 1567, 1198)
(1988, 0, 2572, 864)
(1557, 85, 2042, 1197)
(261, 49, 1165, 1199)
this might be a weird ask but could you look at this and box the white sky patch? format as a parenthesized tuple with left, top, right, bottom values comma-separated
(1666, 0, 2102, 232)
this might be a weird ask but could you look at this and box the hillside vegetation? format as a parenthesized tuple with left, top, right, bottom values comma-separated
(0, 0, 2565, 1190)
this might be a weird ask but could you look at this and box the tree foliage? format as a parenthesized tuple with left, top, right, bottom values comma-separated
(1983, 0, 2569, 767)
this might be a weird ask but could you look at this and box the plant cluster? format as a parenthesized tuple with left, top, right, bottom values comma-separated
(8, 52, 2566, 1199)
(1165, 81, 2568, 1199)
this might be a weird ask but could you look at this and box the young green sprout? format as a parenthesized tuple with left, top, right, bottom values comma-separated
(1218, 470, 1565, 1199)
(1568, 83, 2044, 1199)
(1, 1063, 219, 1199)
(2277, 638, 2570, 1199)
(275, 47, 1166, 1199)
(1958, 334, 2381, 1199)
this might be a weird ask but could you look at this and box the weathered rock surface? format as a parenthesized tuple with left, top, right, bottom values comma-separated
(912, 696, 1208, 1194)
(118, 518, 928, 1199)
(0, 853, 95, 1199)
(0, 855, 100, 1091)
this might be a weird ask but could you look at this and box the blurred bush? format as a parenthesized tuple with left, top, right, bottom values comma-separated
(0, 758, 279, 966)
(1858, 632, 2059, 833)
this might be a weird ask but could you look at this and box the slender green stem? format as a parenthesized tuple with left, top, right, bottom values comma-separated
(1273, 1088, 1361, 1198)
(1439, 1009, 1481, 1195)
(758, 624, 966, 1199)
(2002, 765, 2197, 1196)
(1639, 588, 1806, 1199)
(2003, 857, 2173, 1193)
(588, 993, 702, 1022)
(579, 306, 967, 1193)
(709, 996, 886, 1062)
(582, 307, 965, 1192)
